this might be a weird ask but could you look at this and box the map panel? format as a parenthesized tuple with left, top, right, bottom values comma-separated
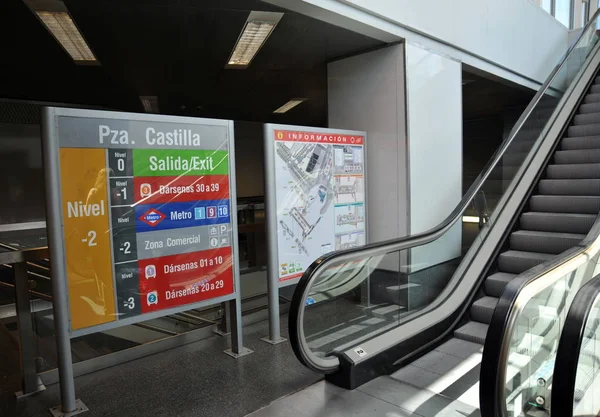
(272, 128, 367, 282)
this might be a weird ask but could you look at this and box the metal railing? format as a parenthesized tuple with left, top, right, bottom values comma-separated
(1, 246, 49, 398)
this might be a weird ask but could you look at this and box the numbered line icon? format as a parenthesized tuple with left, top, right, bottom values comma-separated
(145, 264, 157, 279)
(207, 206, 217, 219)
(147, 291, 159, 306)
(217, 205, 229, 218)
(195, 207, 206, 220)
(140, 183, 152, 198)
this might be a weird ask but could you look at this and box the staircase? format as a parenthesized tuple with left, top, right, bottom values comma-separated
(385, 75, 600, 411)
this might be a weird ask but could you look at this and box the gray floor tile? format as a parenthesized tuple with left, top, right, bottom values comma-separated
(247, 380, 418, 417)
(0, 315, 322, 417)
(358, 376, 480, 417)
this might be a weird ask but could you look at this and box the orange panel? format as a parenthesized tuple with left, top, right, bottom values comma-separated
(60, 148, 116, 330)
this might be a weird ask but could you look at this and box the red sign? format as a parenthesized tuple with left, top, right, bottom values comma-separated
(133, 175, 229, 204)
(138, 247, 234, 313)
(274, 130, 364, 145)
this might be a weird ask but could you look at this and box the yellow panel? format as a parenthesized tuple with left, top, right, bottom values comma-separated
(60, 148, 116, 330)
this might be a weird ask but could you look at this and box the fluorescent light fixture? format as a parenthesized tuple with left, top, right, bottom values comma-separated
(274, 98, 307, 114)
(226, 11, 283, 69)
(23, 0, 98, 64)
(462, 216, 480, 224)
(140, 96, 159, 113)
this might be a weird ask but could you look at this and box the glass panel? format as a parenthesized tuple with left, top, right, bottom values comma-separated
(572, 295, 600, 416)
(542, 0, 553, 14)
(297, 14, 600, 367)
(556, 0, 572, 27)
(504, 273, 570, 415)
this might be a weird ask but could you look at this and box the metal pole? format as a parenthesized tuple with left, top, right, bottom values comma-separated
(13, 261, 43, 397)
(224, 120, 252, 358)
(42, 108, 78, 413)
(261, 125, 286, 344)
(228, 299, 244, 355)
(214, 301, 231, 336)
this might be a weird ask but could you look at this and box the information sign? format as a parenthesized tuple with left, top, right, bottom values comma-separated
(266, 125, 367, 284)
(45, 109, 238, 333)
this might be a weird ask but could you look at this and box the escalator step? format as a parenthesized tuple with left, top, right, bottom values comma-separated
(539, 179, 600, 195)
(529, 195, 600, 214)
(590, 84, 600, 94)
(520, 212, 596, 234)
(574, 112, 600, 125)
(579, 102, 600, 114)
(509, 230, 585, 254)
(583, 93, 600, 104)
(471, 296, 499, 324)
(485, 272, 517, 297)
(554, 149, 600, 164)
(560, 136, 600, 150)
(568, 124, 600, 137)
(497, 250, 554, 274)
(454, 321, 488, 345)
(434, 338, 483, 359)
(546, 163, 600, 179)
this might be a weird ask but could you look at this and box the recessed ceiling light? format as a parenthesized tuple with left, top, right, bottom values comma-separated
(274, 98, 307, 114)
(140, 96, 159, 113)
(24, 0, 98, 64)
(226, 11, 283, 69)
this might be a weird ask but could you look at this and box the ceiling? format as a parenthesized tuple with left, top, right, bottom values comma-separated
(0, 0, 385, 126)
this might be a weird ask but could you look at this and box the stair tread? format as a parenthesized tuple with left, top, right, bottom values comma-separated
(522, 212, 597, 219)
(560, 136, 600, 150)
(485, 272, 518, 297)
(499, 250, 555, 261)
(546, 163, 600, 179)
(530, 195, 600, 214)
(454, 321, 489, 345)
(510, 230, 586, 239)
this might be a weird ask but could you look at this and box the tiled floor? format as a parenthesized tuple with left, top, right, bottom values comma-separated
(1, 315, 322, 417)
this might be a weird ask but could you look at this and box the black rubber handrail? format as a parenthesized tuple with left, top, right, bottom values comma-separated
(289, 9, 600, 374)
(551, 274, 600, 417)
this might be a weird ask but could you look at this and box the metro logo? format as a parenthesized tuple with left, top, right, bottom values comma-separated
(139, 208, 166, 227)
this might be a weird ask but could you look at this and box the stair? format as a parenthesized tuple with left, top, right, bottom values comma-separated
(451, 74, 600, 370)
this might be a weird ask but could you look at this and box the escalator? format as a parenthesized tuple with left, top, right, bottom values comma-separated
(288, 11, 600, 417)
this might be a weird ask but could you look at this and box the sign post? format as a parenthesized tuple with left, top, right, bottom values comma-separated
(262, 124, 367, 344)
(42, 108, 250, 416)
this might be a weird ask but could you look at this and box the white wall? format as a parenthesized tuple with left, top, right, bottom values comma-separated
(405, 44, 463, 270)
(265, 0, 570, 88)
(328, 45, 408, 244)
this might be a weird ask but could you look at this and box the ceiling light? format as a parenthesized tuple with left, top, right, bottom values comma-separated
(140, 96, 159, 113)
(226, 11, 283, 69)
(23, 0, 98, 64)
(274, 99, 307, 114)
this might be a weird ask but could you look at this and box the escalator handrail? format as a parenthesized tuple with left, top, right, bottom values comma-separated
(289, 9, 600, 373)
(551, 273, 600, 417)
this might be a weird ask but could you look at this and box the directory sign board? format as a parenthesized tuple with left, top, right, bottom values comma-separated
(265, 125, 367, 285)
(44, 108, 239, 335)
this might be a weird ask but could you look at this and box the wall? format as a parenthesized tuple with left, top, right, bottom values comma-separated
(0, 123, 45, 225)
(265, 0, 570, 89)
(405, 44, 463, 270)
(328, 44, 408, 245)
(233, 121, 265, 198)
